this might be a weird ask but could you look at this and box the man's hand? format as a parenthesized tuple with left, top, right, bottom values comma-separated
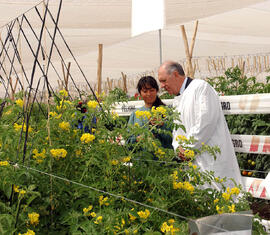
(178, 146, 186, 161)
(149, 117, 164, 126)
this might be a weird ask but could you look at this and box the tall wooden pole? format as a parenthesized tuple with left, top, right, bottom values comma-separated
(180, 20, 198, 78)
(97, 44, 103, 95)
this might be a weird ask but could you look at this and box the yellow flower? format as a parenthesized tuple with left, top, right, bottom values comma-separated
(49, 111, 58, 117)
(216, 205, 224, 214)
(188, 162, 197, 169)
(56, 100, 66, 111)
(64, 100, 72, 105)
(0, 161, 9, 166)
(32, 149, 46, 163)
(121, 218, 125, 226)
(99, 196, 109, 206)
(222, 192, 231, 201)
(59, 89, 68, 97)
(87, 100, 98, 109)
(171, 171, 178, 181)
(129, 213, 136, 222)
(55, 114, 62, 119)
(231, 187, 240, 195)
(111, 111, 119, 120)
(4, 109, 12, 115)
(14, 123, 33, 133)
(50, 148, 67, 160)
(90, 212, 96, 217)
(155, 148, 165, 158)
(75, 149, 82, 156)
(133, 230, 138, 234)
(137, 209, 150, 220)
(173, 181, 183, 189)
(214, 199, 219, 204)
(183, 181, 194, 192)
(168, 219, 175, 224)
(122, 156, 131, 163)
(111, 160, 119, 165)
(135, 110, 151, 120)
(228, 204, 236, 213)
(151, 106, 167, 116)
(14, 185, 20, 193)
(171, 226, 180, 234)
(83, 205, 93, 213)
(184, 149, 195, 158)
(134, 123, 139, 127)
(94, 216, 102, 224)
(19, 229, 35, 235)
(161, 222, 171, 233)
(28, 212, 39, 226)
(19, 190, 26, 195)
(15, 99, 24, 107)
(59, 121, 70, 131)
(80, 133, 95, 144)
(176, 135, 187, 142)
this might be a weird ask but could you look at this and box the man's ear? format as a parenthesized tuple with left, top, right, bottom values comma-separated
(173, 70, 179, 78)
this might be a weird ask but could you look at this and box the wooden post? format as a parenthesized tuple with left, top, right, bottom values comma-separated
(61, 61, 71, 92)
(9, 77, 15, 101)
(97, 44, 103, 95)
(253, 56, 257, 71)
(64, 62, 71, 92)
(107, 77, 112, 91)
(121, 72, 127, 93)
(180, 20, 199, 78)
(207, 59, 210, 73)
(247, 57, 250, 72)
(258, 56, 262, 72)
(9, 77, 19, 101)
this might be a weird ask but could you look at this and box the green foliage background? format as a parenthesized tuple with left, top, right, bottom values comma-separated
(207, 67, 270, 178)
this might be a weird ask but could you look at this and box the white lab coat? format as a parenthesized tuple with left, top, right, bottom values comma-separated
(172, 79, 243, 190)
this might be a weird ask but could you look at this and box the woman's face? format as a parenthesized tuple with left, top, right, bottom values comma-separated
(140, 85, 157, 107)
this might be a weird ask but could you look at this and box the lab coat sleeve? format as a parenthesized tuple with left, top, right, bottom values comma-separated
(187, 83, 220, 149)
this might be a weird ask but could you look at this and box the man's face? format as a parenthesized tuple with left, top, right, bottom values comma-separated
(158, 68, 178, 95)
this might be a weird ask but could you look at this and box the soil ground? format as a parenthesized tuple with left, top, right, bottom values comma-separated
(251, 200, 270, 220)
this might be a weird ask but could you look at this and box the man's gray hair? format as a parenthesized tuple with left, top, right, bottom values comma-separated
(165, 62, 185, 76)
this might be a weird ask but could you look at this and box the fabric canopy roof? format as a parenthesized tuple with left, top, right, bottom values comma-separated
(0, 0, 269, 96)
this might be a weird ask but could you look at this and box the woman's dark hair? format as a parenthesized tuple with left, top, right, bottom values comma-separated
(137, 76, 165, 107)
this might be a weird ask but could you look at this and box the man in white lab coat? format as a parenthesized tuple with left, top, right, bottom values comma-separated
(158, 61, 242, 190)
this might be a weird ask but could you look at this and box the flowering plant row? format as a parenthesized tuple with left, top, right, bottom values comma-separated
(0, 90, 255, 234)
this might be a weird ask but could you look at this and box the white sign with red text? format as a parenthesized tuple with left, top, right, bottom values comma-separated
(113, 93, 270, 116)
(231, 134, 270, 155)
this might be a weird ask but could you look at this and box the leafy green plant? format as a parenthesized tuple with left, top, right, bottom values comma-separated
(207, 66, 270, 178)
(0, 89, 251, 234)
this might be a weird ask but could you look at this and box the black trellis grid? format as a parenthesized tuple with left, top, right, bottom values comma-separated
(0, 0, 117, 164)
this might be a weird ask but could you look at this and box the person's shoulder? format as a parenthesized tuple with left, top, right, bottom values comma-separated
(192, 78, 212, 88)
(131, 106, 144, 114)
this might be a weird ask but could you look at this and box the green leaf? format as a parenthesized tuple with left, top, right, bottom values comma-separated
(0, 214, 15, 235)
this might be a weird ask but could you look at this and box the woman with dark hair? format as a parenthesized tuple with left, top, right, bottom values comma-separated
(128, 76, 172, 149)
